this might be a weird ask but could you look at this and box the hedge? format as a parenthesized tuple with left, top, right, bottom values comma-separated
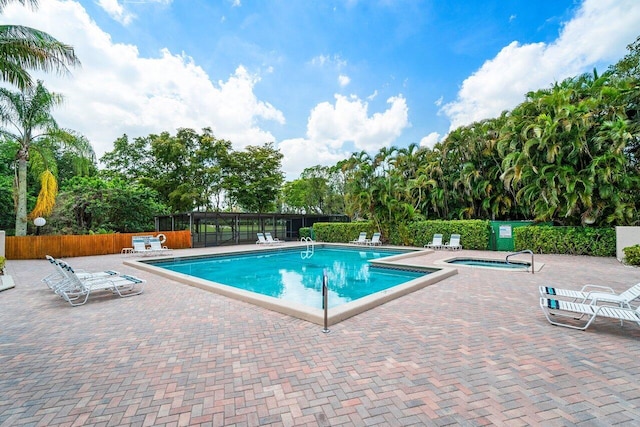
(312, 222, 376, 243)
(513, 226, 615, 257)
(405, 220, 490, 250)
(623, 245, 640, 265)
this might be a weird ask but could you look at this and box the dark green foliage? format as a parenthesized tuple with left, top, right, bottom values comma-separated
(299, 227, 312, 239)
(224, 142, 284, 213)
(48, 176, 169, 234)
(312, 222, 375, 243)
(623, 245, 640, 265)
(514, 226, 615, 256)
(406, 220, 490, 249)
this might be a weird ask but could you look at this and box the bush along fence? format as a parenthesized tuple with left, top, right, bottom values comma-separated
(513, 226, 615, 257)
(309, 220, 617, 257)
(5, 230, 192, 260)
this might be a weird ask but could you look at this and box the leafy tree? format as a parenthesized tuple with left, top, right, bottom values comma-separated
(49, 176, 169, 234)
(101, 128, 232, 212)
(225, 142, 284, 213)
(281, 165, 345, 214)
(99, 134, 153, 181)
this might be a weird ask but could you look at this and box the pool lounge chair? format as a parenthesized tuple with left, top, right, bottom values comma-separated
(256, 233, 269, 245)
(265, 232, 283, 245)
(539, 282, 640, 308)
(56, 262, 145, 306)
(425, 234, 443, 250)
(133, 240, 155, 255)
(43, 255, 119, 291)
(367, 232, 382, 246)
(540, 297, 640, 330)
(351, 232, 368, 245)
(443, 234, 462, 250)
(149, 237, 172, 255)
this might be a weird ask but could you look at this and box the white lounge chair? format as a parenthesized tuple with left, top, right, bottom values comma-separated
(265, 232, 283, 245)
(443, 234, 462, 250)
(350, 232, 367, 245)
(425, 234, 443, 250)
(43, 255, 119, 291)
(539, 283, 640, 308)
(367, 232, 382, 246)
(56, 262, 145, 306)
(540, 297, 640, 330)
(133, 240, 154, 255)
(149, 237, 172, 255)
(256, 233, 269, 245)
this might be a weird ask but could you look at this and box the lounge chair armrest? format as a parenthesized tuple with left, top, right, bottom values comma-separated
(579, 284, 615, 293)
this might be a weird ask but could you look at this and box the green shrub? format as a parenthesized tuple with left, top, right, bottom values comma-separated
(313, 222, 376, 243)
(299, 227, 312, 239)
(514, 226, 615, 256)
(623, 245, 640, 265)
(0, 255, 5, 274)
(405, 220, 490, 249)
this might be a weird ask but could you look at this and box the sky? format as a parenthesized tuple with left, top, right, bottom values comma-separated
(1, 0, 639, 180)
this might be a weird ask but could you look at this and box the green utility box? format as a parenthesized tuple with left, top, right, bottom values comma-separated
(489, 221, 534, 251)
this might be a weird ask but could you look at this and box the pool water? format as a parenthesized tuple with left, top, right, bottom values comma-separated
(152, 248, 426, 309)
(447, 258, 530, 269)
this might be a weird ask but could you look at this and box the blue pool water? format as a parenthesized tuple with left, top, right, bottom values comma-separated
(447, 258, 530, 269)
(151, 248, 426, 309)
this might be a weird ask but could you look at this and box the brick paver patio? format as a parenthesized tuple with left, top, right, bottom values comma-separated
(2, 246, 640, 426)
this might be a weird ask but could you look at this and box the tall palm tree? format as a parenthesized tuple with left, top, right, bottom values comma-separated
(0, 81, 67, 235)
(0, 0, 80, 90)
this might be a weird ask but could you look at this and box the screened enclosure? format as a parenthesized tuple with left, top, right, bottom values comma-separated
(155, 212, 348, 247)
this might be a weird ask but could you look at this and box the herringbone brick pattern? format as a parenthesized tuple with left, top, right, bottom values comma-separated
(2, 247, 640, 426)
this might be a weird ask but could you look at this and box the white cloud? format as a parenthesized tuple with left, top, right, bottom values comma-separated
(309, 54, 347, 68)
(279, 94, 409, 179)
(0, 0, 284, 159)
(338, 74, 350, 87)
(419, 132, 440, 149)
(441, 0, 640, 130)
(97, 0, 135, 25)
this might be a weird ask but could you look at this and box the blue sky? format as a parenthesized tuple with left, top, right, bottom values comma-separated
(2, 0, 639, 179)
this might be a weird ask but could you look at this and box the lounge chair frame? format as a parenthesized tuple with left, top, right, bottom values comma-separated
(539, 283, 640, 308)
(540, 297, 640, 330)
(425, 234, 443, 250)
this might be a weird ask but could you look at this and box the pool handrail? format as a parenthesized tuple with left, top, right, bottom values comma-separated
(506, 249, 534, 274)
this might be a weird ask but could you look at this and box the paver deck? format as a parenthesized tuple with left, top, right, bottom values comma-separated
(2, 245, 640, 426)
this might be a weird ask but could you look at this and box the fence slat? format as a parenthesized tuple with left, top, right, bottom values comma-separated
(5, 230, 191, 259)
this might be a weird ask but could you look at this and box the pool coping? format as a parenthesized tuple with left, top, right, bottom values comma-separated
(435, 255, 544, 272)
(124, 243, 457, 326)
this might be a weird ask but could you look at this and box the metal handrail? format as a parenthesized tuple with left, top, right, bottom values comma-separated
(506, 249, 534, 274)
(300, 237, 315, 259)
(322, 270, 330, 333)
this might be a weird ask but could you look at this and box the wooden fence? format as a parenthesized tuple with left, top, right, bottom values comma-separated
(5, 230, 192, 259)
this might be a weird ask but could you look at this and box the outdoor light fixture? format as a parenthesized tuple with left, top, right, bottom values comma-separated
(34, 217, 46, 235)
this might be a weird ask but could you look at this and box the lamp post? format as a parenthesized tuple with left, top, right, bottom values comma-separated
(34, 217, 46, 236)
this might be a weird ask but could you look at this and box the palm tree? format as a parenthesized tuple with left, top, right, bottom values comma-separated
(0, 81, 80, 235)
(0, 0, 80, 90)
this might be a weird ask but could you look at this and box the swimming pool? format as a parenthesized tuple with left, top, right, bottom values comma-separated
(148, 248, 422, 309)
(438, 256, 542, 272)
(125, 244, 457, 325)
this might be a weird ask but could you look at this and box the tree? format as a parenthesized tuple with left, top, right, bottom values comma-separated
(0, 81, 92, 235)
(101, 128, 233, 213)
(0, 0, 80, 90)
(49, 176, 169, 234)
(225, 142, 284, 213)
